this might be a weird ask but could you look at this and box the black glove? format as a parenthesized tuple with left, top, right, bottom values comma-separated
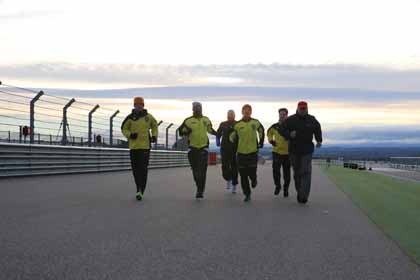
(151, 136, 157, 143)
(270, 140, 277, 146)
(130, 133, 138, 140)
(258, 142, 264, 149)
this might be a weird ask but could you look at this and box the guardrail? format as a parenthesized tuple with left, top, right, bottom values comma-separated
(0, 143, 189, 178)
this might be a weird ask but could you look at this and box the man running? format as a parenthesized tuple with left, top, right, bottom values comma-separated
(230, 104, 265, 202)
(267, 108, 291, 197)
(121, 97, 158, 201)
(216, 110, 238, 193)
(280, 101, 322, 204)
(179, 102, 217, 199)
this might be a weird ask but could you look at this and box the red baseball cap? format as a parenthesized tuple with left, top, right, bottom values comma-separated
(298, 101, 308, 109)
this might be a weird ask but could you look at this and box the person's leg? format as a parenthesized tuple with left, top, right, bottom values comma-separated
(249, 166, 257, 188)
(221, 148, 232, 183)
(130, 150, 140, 191)
(231, 152, 239, 186)
(197, 149, 209, 195)
(300, 154, 313, 203)
(290, 154, 304, 202)
(139, 150, 150, 194)
(130, 149, 143, 200)
(272, 153, 281, 194)
(281, 155, 291, 196)
(239, 168, 251, 200)
(188, 149, 200, 191)
(249, 153, 258, 188)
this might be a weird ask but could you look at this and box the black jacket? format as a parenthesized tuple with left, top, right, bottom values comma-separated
(279, 113, 322, 155)
(216, 120, 236, 150)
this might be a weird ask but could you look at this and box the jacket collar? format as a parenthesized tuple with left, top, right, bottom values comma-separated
(131, 109, 148, 120)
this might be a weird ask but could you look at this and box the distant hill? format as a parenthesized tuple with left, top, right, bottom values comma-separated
(210, 145, 420, 161)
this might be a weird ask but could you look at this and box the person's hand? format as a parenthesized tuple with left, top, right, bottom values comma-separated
(151, 136, 157, 143)
(270, 140, 277, 146)
(290, 131, 297, 138)
(316, 142, 322, 148)
(130, 133, 138, 140)
(258, 142, 264, 149)
(216, 137, 221, 147)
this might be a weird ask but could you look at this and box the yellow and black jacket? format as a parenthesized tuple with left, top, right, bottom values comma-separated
(121, 109, 158, 150)
(267, 122, 289, 155)
(230, 118, 265, 155)
(179, 115, 216, 149)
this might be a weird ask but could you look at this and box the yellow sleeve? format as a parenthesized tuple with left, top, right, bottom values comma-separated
(206, 118, 213, 133)
(121, 117, 132, 139)
(267, 127, 274, 142)
(149, 114, 158, 138)
(179, 118, 190, 136)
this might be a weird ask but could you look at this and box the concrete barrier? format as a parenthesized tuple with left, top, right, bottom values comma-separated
(0, 143, 189, 178)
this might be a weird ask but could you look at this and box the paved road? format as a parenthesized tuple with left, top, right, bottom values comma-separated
(1, 164, 419, 280)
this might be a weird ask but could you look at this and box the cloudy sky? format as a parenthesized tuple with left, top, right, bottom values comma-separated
(4, 0, 420, 65)
(1, 0, 420, 145)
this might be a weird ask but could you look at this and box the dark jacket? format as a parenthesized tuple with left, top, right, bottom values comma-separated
(217, 120, 237, 150)
(279, 113, 322, 155)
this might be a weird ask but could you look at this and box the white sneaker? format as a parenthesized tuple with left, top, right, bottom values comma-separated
(231, 184, 236, 194)
(226, 181, 231, 190)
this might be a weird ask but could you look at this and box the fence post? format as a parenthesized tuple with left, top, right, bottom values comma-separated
(166, 123, 174, 150)
(29, 90, 44, 144)
(109, 110, 120, 146)
(155, 120, 163, 150)
(88, 104, 100, 146)
(62, 98, 75, 145)
(175, 127, 180, 149)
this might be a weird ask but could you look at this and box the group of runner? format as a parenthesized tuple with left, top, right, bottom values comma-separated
(121, 97, 322, 204)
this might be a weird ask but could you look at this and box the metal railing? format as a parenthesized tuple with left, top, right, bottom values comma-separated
(315, 158, 420, 173)
(0, 143, 189, 178)
(0, 81, 183, 150)
(389, 157, 420, 172)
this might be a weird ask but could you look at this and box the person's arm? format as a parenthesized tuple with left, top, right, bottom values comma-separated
(179, 119, 192, 137)
(229, 126, 238, 144)
(149, 114, 158, 143)
(216, 123, 223, 147)
(216, 123, 223, 138)
(207, 118, 218, 136)
(257, 121, 265, 148)
(267, 126, 276, 146)
(313, 117, 322, 147)
(121, 116, 133, 139)
(278, 120, 291, 140)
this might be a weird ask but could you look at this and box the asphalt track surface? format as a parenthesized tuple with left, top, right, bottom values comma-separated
(1, 164, 420, 280)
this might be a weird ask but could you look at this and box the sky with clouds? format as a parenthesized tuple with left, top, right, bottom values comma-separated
(1, 0, 420, 89)
(1, 0, 420, 145)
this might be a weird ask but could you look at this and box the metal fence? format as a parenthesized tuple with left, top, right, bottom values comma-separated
(0, 81, 183, 150)
(314, 157, 420, 173)
(389, 157, 420, 172)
